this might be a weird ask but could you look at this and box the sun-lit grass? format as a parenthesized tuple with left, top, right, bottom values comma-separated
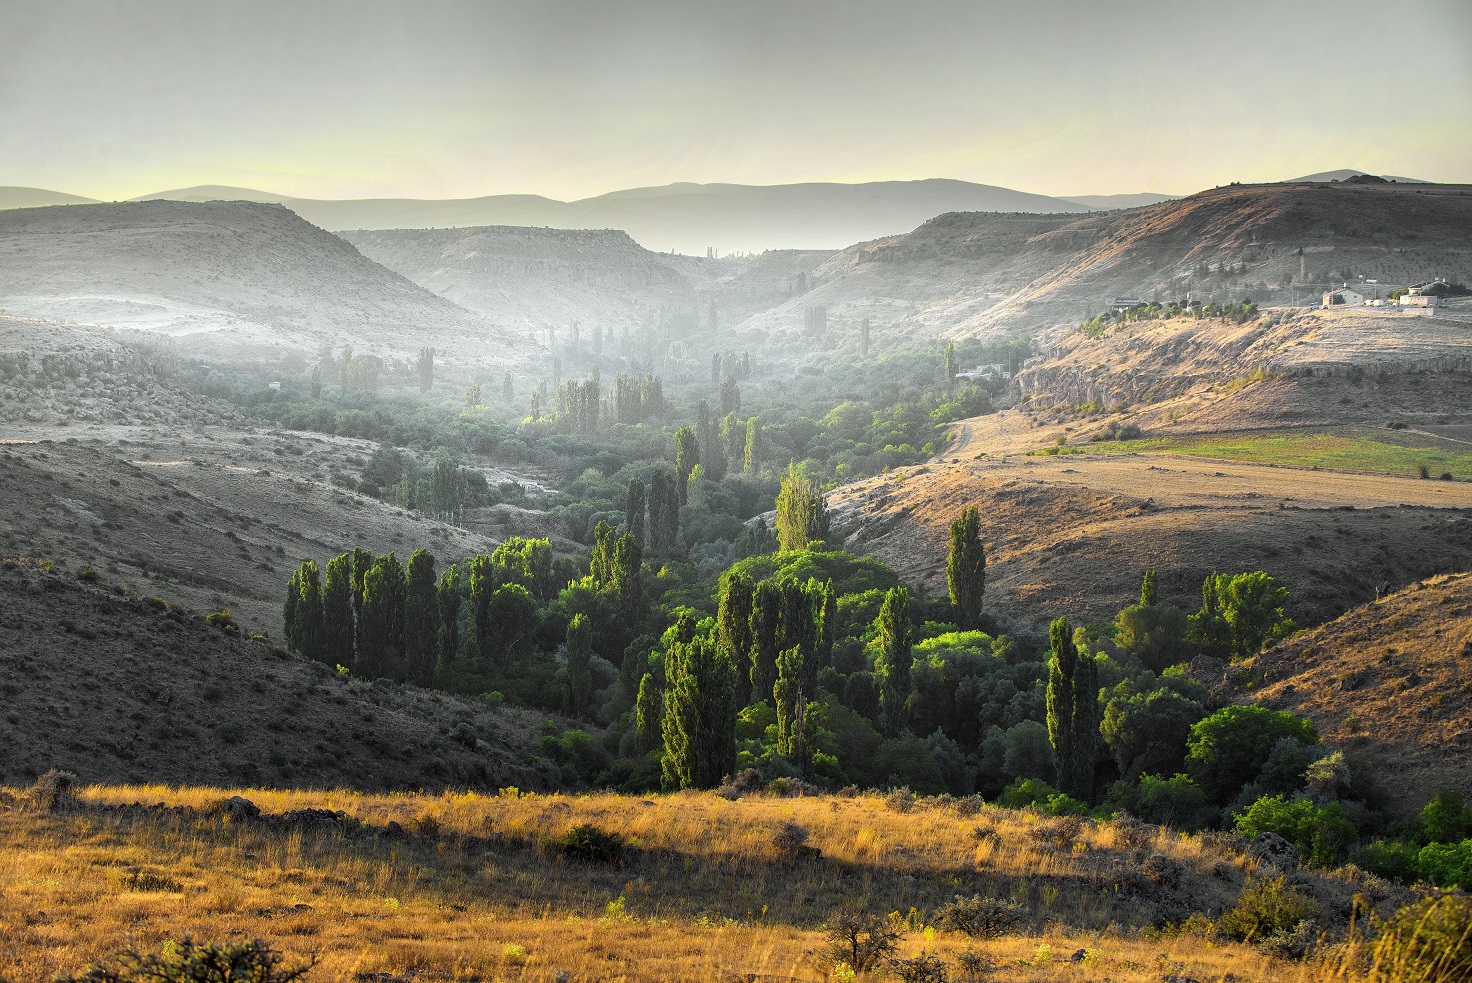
(0, 783, 1399, 982)
(1081, 430, 1472, 478)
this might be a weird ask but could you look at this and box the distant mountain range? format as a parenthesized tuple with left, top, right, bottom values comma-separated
(1288, 169, 1427, 183)
(0, 180, 1181, 253)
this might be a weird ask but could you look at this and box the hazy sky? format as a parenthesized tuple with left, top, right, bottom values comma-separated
(3, 0, 1469, 201)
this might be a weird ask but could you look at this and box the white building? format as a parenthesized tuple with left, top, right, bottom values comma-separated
(1401, 280, 1444, 308)
(1323, 287, 1365, 307)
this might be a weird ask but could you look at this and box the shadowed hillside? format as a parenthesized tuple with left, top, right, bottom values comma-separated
(0, 200, 539, 373)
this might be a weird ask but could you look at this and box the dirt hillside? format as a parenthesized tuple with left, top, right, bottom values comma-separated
(0, 200, 539, 373)
(1250, 573, 1472, 811)
(740, 182, 1472, 345)
(0, 559, 551, 792)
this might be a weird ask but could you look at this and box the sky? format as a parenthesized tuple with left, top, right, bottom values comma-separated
(2, 0, 1469, 202)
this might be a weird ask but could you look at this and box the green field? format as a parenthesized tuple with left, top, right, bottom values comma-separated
(1084, 431, 1472, 478)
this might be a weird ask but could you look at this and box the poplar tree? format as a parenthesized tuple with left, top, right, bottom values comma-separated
(437, 564, 462, 673)
(351, 546, 373, 648)
(468, 554, 494, 668)
(291, 561, 326, 663)
(748, 579, 783, 702)
(775, 463, 829, 551)
(626, 477, 646, 548)
(565, 613, 593, 716)
(743, 417, 761, 475)
(283, 568, 301, 652)
(697, 400, 725, 481)
(774, 646, 804, 757)
(323, 552, 355, 670)
(635, 673, 662, 752)
(358, 553, 407, 680)
(1140, 570, 1158, 607)
(716, 572, 756, 705)
(875, 586, 912, 735)
(661, 636, 737, 790)
(947, 506, 987, 630)
(404, 548, 439, 685)
(674, 426, 700, 506)
(1046, 615, 1099, 801)
(648, 469, 679, 552)
(943, 340, 958, 385)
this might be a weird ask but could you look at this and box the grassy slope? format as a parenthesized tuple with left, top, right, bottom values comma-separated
(1250, 573, 1472, 811)
(0, 784, 1384, 982)
(1076, 430, 1472, 479)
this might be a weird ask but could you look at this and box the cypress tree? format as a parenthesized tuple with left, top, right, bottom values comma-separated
(565, 613, 593, 716)
(716, 572, 755, 705)
(774, 463, 829, 551)
(674, 426, 699, 506)
(323, 553, 355, 670)
(943, 340, 958, 385)
(437, 564, 462, 674)
(1046, 615, 1099, 801)
(1140, 569, 1158, 607)
(816, 579, 837, 674)
(875, 586, 912, 735)
(635, 672, 662, 752)
(660, 636, 737, 790)
(404, 548, 439, 685)
(947, 506, 987, 630)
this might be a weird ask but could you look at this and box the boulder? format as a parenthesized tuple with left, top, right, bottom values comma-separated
(1248, 831, 1300, 871)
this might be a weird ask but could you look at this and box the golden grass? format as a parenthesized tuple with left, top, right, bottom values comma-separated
(0, 784, 1388, 982)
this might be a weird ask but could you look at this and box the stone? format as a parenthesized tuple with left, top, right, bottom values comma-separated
(1248, 831, 1300, 871)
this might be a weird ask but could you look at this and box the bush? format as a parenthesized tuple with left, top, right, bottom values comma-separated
(825, 909, 900, 972)
(57, 937, 315, 982)
(1186, 705, 1319, 805)
(205, 610, 240, 635)
(1217, 875, 1320, 944)
(1368, 893, 1472, 983)
(887, 953, 949, 982)
(555, 823, 625, 864)
(1417, 840, 1472, 890)
(934, 894, 1023, 939)
(77, 564, 98, 582)
(1233, 794, 1358, 867)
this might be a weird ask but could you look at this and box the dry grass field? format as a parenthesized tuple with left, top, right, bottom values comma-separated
(0, 781, 1398, 982)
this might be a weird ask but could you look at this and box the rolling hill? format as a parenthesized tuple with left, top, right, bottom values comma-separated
(741, 181, 1472, 346)
(126, 179, 1095, 253)
(0, 199, 540, 373)
(1250, 572, 1472, 810)
(341, 226, 697, 337)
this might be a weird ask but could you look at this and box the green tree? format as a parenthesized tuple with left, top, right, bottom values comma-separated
(1189, 571, 1295, 660)
(468, 554, 494, 667)
(351, 546, 373, 645)
(322, 553, 355, 670)
(635, 672, 662, 752)
(719, 377, 742, 416)
(1140, 569, 1158, 607)
(875, 587, 913, 735)
(1046, 616, 1099, 801)
(717, 572, 755, 704)
(437, 564, 462, 673)
(289, 561, 326, 663)
(626, 477, 646, 549)
(404, 548, 439, 685)
(774, 646, 805, 760)
(947, 506, 986, 630)
(696, 400, 725, 482)
(744, 416, 761, 475)
(774, 463, 829, 551)
(416, 346, 434, 392)
(358, 553, 407, 680)
(749, 579, 783, 701)
(661, 636, 737, 790)
(283, 568, 301, 653)
(648, 469, 680, 552)
(674, 426, 700, 506)
(484, 583, 539, 667)
(565, 613, 593, 716)
(1101, 686, 1206, 781)
(1185, 705, 1319, 804)
(942, 340, 958, 385)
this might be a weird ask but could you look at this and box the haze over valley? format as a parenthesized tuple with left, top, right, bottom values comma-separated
(2, 1, 1471, 981)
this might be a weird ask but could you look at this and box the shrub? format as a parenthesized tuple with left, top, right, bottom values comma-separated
(1141, 852, 1183, 888)
(555, 823, 625, 864)
(1356, 839, 1421, 884)
(1233, 794, 1358, 867)
(77, 565, 98, 582)
(205, 610, 240, 635)
(771, 820, 810, 854)
(29, 769, 78, 810)
(123, 869, 184, 893)
(1217, 875, 1320, 944)
(887, 952, 949, 983)
(1417, 840, 1472, 890)
(56, 937, 315, 982)
(884, 786, 916, 813)
(934, 895, 1023, 939)
(825, 909, 900, 972)
(1367, 893, 1472, 983)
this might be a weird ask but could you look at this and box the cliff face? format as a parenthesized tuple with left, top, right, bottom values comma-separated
(0, 200, 538, 372)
